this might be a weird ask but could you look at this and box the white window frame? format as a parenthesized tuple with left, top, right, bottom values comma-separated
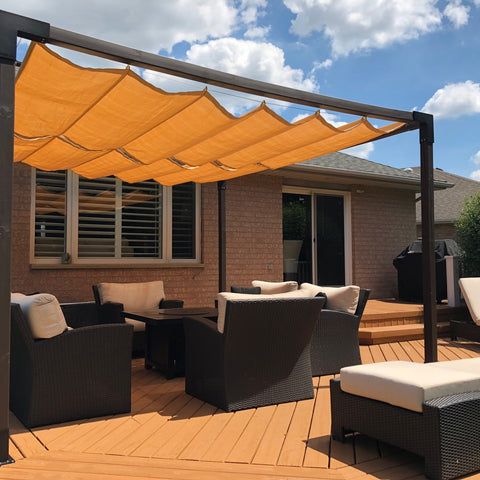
(30, 170, 201, 266)
(282, 186, 352, 285)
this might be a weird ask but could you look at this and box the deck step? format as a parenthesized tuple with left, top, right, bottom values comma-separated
(359, 321, 450, 345)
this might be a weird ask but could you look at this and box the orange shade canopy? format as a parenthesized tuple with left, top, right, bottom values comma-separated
(14, 43, 406, 186)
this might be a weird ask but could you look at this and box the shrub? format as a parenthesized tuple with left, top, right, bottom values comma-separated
(455, 191, 480, 276)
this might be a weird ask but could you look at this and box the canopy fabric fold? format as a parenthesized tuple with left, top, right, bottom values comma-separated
(14, 43, 406, 185)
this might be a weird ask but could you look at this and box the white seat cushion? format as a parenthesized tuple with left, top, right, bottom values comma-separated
(11, 292, 68, 339)
(251, 280, 298, 294)
(459, 277, 480, 325)
(125, 317, 146, 332)
(300, 283, 360, 314)
(97, 281, 165, 312)
(340, 360, 480, 412)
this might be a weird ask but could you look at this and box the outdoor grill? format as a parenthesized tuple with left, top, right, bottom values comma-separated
(393, 239, 460, 303)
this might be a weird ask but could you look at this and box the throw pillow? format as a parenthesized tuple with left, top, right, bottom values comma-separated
(300, 283, 360, 314)
(11, 292, 68, 339)
(251, 280, 298, 294)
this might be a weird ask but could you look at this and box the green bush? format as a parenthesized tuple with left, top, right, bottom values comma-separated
(455, 191, 480, 276)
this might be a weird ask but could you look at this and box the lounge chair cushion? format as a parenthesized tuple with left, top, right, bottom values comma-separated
(459, 277, 480, 326)
(251, 280, 298, 294)
(97, 280, 165, 312)
(11, 292, 68, 339)
(340, 359, 480, 412)
(300, 283, 360, 314)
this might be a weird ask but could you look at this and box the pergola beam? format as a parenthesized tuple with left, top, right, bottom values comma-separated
(0, 10, 437, 465)
(46, 25, 417, 124)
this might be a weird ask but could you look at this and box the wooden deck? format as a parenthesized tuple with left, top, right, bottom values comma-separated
(4, 338, 480, 480)
(359, 299, 469, 344)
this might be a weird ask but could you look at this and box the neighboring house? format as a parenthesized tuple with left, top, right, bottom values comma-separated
(411, 167, 480, 240)
(11, 152, 450, 304)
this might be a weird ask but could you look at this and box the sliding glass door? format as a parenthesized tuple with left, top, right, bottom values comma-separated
(282, 188, 351, 286)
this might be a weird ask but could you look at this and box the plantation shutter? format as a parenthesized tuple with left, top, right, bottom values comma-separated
(34, 170, 67, 257)
(77, 176, 116, 257)
(121, 180, 162, 258)
(172, 183, 196, 259)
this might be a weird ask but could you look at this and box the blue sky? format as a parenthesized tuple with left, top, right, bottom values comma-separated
(5, 0, 480, 179)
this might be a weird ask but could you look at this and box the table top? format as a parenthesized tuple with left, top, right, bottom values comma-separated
(123, 307, 217, 325)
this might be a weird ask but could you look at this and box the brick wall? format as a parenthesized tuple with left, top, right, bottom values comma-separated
(416, 222, 457, 241)
(11, 164, 417, 302)
(10, 165, 284, 306)
(351, 185, 417, 299)
(225, 175, 284, 287)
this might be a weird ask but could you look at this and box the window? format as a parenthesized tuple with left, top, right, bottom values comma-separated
(33, 170, 200, 265)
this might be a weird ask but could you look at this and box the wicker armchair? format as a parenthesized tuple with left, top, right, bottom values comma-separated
(310, 288, 370, 376)
(184, 296, 324, 412)
(10, 301, 133, 428)
(92, 282, 183, 356)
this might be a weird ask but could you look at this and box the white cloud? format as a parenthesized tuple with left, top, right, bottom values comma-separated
(470, 151, 480, 165)
(444, 1, 470, 27)
(240, 0, 268, 24)
(244, 26, 271, 39)
(284, 0, 451, 57)
(185, 38, 317, 91)
(142, 38, 318, 116)
(422, 81, 480, 118)
(311, 59, 333, 72)
(3, 0, 239, 53)
(182, 38, 318, 115)
(470, 170, 480, 180)
(342, 142, 374, 159)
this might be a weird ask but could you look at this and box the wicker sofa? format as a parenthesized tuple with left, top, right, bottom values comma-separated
(311, 288, 370, 375)
(92, 281, 184, 356)
(239, 281, 369, 375)
(10, 297, 133, 428)
(184, 296, 325, 412)
(330, 360, 480, 480)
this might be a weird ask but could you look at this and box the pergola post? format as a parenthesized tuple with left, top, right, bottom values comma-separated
(0, 55, 15, 468)
(0, 11, 49, 464)
(415, 111, 437, 363)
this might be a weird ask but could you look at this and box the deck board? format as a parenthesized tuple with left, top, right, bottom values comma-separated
(6, 339, 480, 480)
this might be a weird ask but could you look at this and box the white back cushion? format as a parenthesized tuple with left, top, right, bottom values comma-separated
(300, 283, 360, 314)
(98, 280, 165, 312)
(459, 277, 480, 326)
(11, 292, 68, 339)
(251, 280, 298, 294)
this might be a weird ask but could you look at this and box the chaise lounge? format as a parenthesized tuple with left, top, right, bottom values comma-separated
(330, 359, 480, 480)
(450, 277, 480, 342)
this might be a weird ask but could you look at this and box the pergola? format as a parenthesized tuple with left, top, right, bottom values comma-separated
(0, 10, 438, 464)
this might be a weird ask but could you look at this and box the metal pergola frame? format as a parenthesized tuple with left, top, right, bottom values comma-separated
(0, 10, 437, 464)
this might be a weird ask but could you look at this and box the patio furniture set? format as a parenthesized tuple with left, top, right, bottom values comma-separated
(9, 277, 480, 480)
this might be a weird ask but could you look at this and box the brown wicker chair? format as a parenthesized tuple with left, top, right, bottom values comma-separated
(184, 296, 324, 412)
(92, 282, 183, 357)
(310, 289, 370, 376)
(10, 301, 133, 428)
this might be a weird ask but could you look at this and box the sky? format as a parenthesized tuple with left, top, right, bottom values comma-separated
(4, 0, 480, 180)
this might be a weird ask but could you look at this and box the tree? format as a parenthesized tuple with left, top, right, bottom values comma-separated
(455, 191, 480, 277)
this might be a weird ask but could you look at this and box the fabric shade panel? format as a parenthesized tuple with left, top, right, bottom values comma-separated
(15, 43, 407, 186)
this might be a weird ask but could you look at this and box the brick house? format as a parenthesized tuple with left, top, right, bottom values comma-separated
(11, 152, 449, 305)
(411, 167, 480, 241)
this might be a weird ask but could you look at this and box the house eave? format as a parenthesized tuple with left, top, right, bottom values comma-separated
(269, 163, 453, 191)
